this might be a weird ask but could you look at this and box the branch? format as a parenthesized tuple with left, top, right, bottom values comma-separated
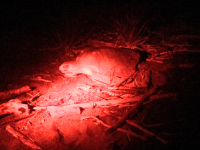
(0, 86, 33, 102)
(6, 124, 42, 149)
(81, 116, 147, 140)
(126, 120, 168, 144)
(105, 86, 158, 135)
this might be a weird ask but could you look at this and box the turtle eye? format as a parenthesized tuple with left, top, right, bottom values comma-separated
(63, 64, 70, 70)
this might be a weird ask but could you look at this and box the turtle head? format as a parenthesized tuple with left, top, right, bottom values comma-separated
(59, 61, 77, 77)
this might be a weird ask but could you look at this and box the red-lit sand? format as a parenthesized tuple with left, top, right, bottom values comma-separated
(0, 49, 200, 150)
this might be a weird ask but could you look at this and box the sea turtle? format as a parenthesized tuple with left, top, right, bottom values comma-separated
(59, 47, 149, 87)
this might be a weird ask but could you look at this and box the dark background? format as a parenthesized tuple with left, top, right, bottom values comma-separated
(0, 0, 199, 64)
(0, 0, 199, 36)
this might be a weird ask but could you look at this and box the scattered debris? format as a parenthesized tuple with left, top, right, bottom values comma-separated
(106, 86, 158, 134)
(33, 96, 143, 117)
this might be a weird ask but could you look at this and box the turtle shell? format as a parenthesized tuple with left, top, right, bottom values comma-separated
(59, 47, 141, 85)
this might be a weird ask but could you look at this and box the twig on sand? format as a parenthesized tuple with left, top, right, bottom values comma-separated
(126, 120, 168, 144)
(81, 116, 147, 140)
(5, 124, 42, 149)
(30, 76, 52, 83)
(114, 71, 139, 88)
(27, 91, 41, 102)
(105, 86, 158, 135)
(144, 92, 178, 105)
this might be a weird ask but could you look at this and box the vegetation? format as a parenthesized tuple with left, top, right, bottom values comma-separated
(53, 3, 200, 62)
